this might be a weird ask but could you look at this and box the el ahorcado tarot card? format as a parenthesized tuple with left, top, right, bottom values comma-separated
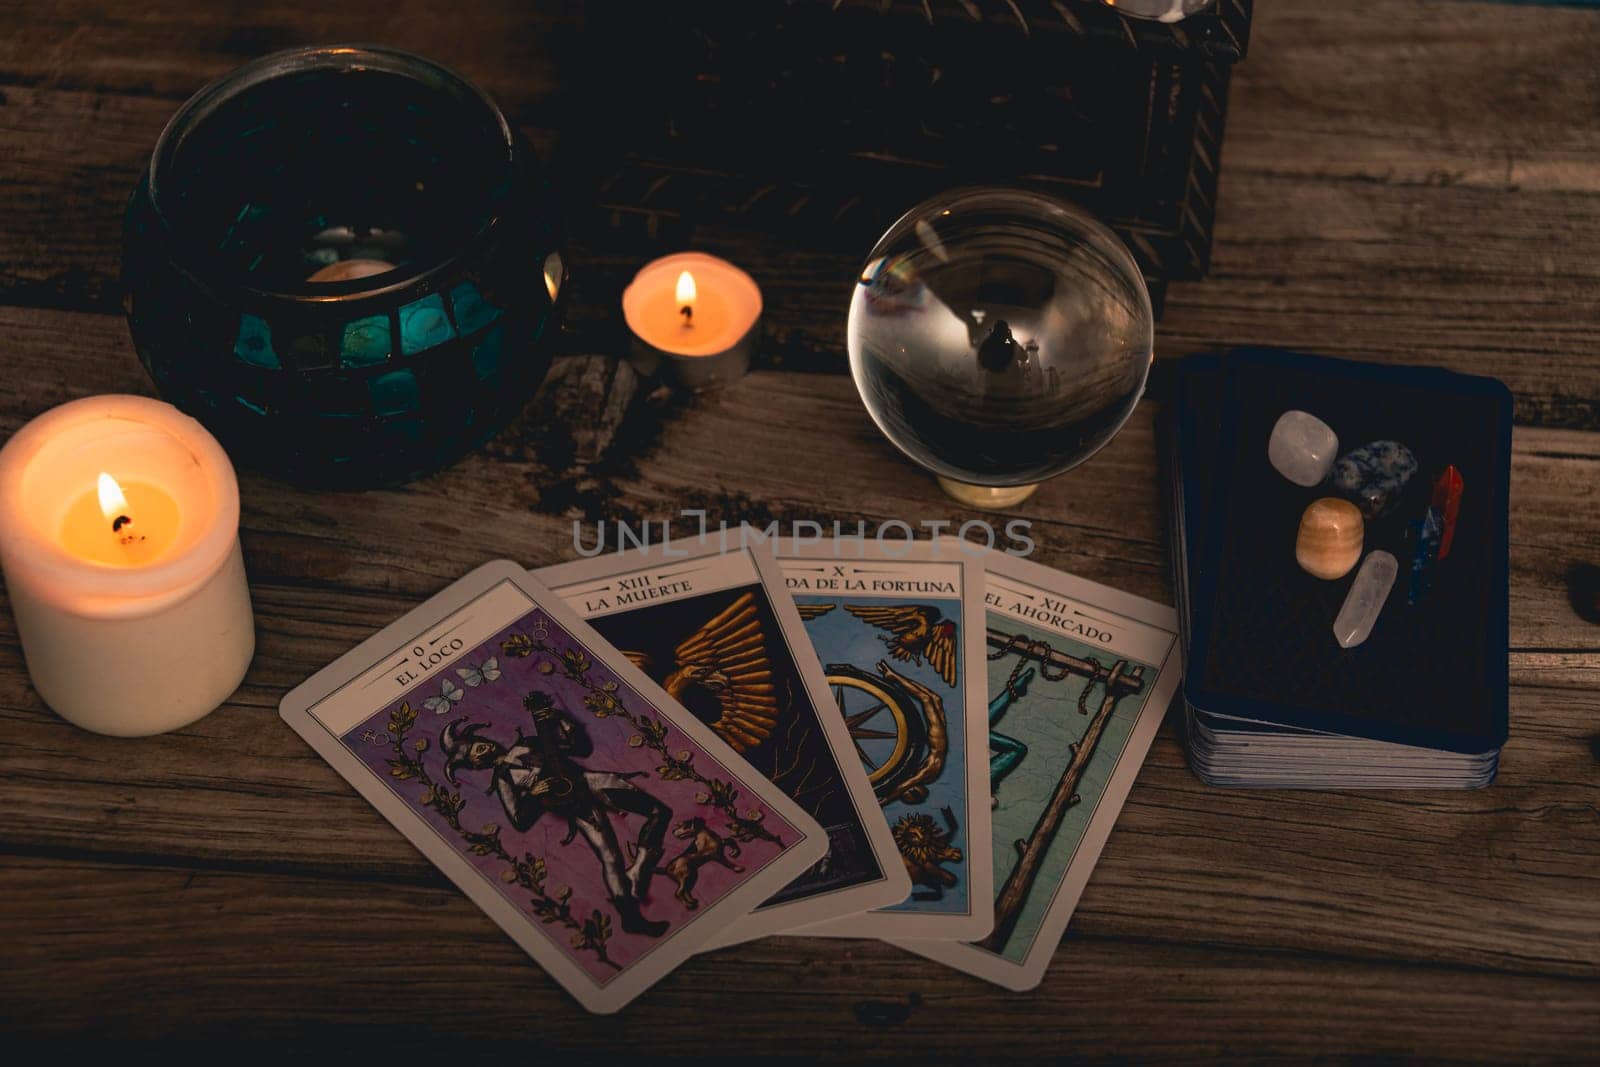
(280, 561, 825, 1013)
(779, 539, 994, 941)
(898, 551, 1181, 990)
(537, 542, 910, 946)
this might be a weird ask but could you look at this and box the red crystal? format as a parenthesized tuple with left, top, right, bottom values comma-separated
(1431, 465, 1464, 560)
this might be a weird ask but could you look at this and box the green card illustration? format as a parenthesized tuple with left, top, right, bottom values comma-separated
(980, 616, 1155, 963)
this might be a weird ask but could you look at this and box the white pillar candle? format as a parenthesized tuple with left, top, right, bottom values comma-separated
(0, 395, 254, 736)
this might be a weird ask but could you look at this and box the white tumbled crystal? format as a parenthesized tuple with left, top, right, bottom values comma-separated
(1268, 410, 1339, 487)
(1334, 550, 1398, 649)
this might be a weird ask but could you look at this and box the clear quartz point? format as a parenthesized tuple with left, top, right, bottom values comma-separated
(1334, 551, 1398, 649)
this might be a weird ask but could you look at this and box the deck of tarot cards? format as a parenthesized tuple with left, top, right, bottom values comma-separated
(1165, 348, 1511, 788)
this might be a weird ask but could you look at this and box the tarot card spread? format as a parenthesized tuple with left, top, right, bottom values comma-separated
(900, 554, 1180, 991)
(778, 542, 994, 941)
(280, 562, 825, 1014)
(538, 544, 909, 943)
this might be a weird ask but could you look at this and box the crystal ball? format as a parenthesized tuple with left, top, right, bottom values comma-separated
(848, 188, 1153, 496)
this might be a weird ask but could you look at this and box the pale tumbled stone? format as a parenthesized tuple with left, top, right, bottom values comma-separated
(1268, 410, 1339, 487)
(1334, 550, 1398, 648)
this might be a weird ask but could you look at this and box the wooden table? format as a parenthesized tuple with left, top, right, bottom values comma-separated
(2, 1, 1597, 1058)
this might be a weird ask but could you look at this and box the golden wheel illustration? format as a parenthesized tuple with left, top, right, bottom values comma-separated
(826, 663, 927, 799)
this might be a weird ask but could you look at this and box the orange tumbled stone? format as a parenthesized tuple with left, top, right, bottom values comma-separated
(1295, 497, 1364, 580)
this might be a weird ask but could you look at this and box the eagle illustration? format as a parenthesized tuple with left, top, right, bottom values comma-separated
(624, 591, 780, 753)
(844, 604, 958, 687)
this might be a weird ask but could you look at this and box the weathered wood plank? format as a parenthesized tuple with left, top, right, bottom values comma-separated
(0, 321, 1589, 980)
(1, 305, 1594, 675)
(1159, 169, 1600, 429)
(1163, 0, 1600, 429)
(5, 0, 1598, 202)
(1, 622, 1595, 982)
(1223, 1, 1600, 198)
(3, 76, 1596, 427)
(1, 853, 1596, 1058)
(0, 0, 572, 107)
(1, 1, 1598, 1053)
(2, 0, 1600, 424)
(528, 370, 1600, 684)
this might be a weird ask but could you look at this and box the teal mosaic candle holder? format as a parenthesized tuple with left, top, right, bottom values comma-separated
(122, 45, 565, 487)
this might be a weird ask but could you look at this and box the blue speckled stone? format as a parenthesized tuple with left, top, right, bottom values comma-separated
(1328, 440, 1418, 518)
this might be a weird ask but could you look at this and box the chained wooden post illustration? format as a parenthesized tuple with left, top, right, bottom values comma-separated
(978, 628, 1146, 955)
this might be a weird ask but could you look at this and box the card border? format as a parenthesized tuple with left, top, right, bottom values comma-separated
(279, 559, 827, 1013)
(536, 540, 912, 947)
(776, 537, 995, 941)
(895, 549, 1181, 991)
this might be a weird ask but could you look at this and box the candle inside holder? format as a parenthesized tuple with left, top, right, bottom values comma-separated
(622, 252, 762, 389)
(305, 257, 397, 283)
(0, 395, 255, 736)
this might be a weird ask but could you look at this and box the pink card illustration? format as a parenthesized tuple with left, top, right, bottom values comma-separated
(281, 562, 824, 1013)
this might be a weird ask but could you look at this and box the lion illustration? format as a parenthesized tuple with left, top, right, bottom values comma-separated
(655, 816, 744, 910)
(892, 807, 963, 900)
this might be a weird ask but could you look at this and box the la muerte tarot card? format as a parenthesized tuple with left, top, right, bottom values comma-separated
(778, 539, 994, 941)
(538, 542, 910, 946)
(280, 561, 825, 1013)
(898, 551, 1181, 991)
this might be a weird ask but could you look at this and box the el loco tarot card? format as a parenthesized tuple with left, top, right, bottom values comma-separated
(280, 561, 825, 1013)
(778, 539, 994, 941)
(537, 542, 910, 944)
(900, 552, 1181, 990)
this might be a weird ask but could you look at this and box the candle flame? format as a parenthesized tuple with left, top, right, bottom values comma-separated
(676, 270, 697, 308)
(97, 472, 128, 524)
(543, 251, 563, 302)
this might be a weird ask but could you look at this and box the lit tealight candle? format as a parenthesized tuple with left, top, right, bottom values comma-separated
(621, 252, 762, 390)
(0, 395, 255, 736)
